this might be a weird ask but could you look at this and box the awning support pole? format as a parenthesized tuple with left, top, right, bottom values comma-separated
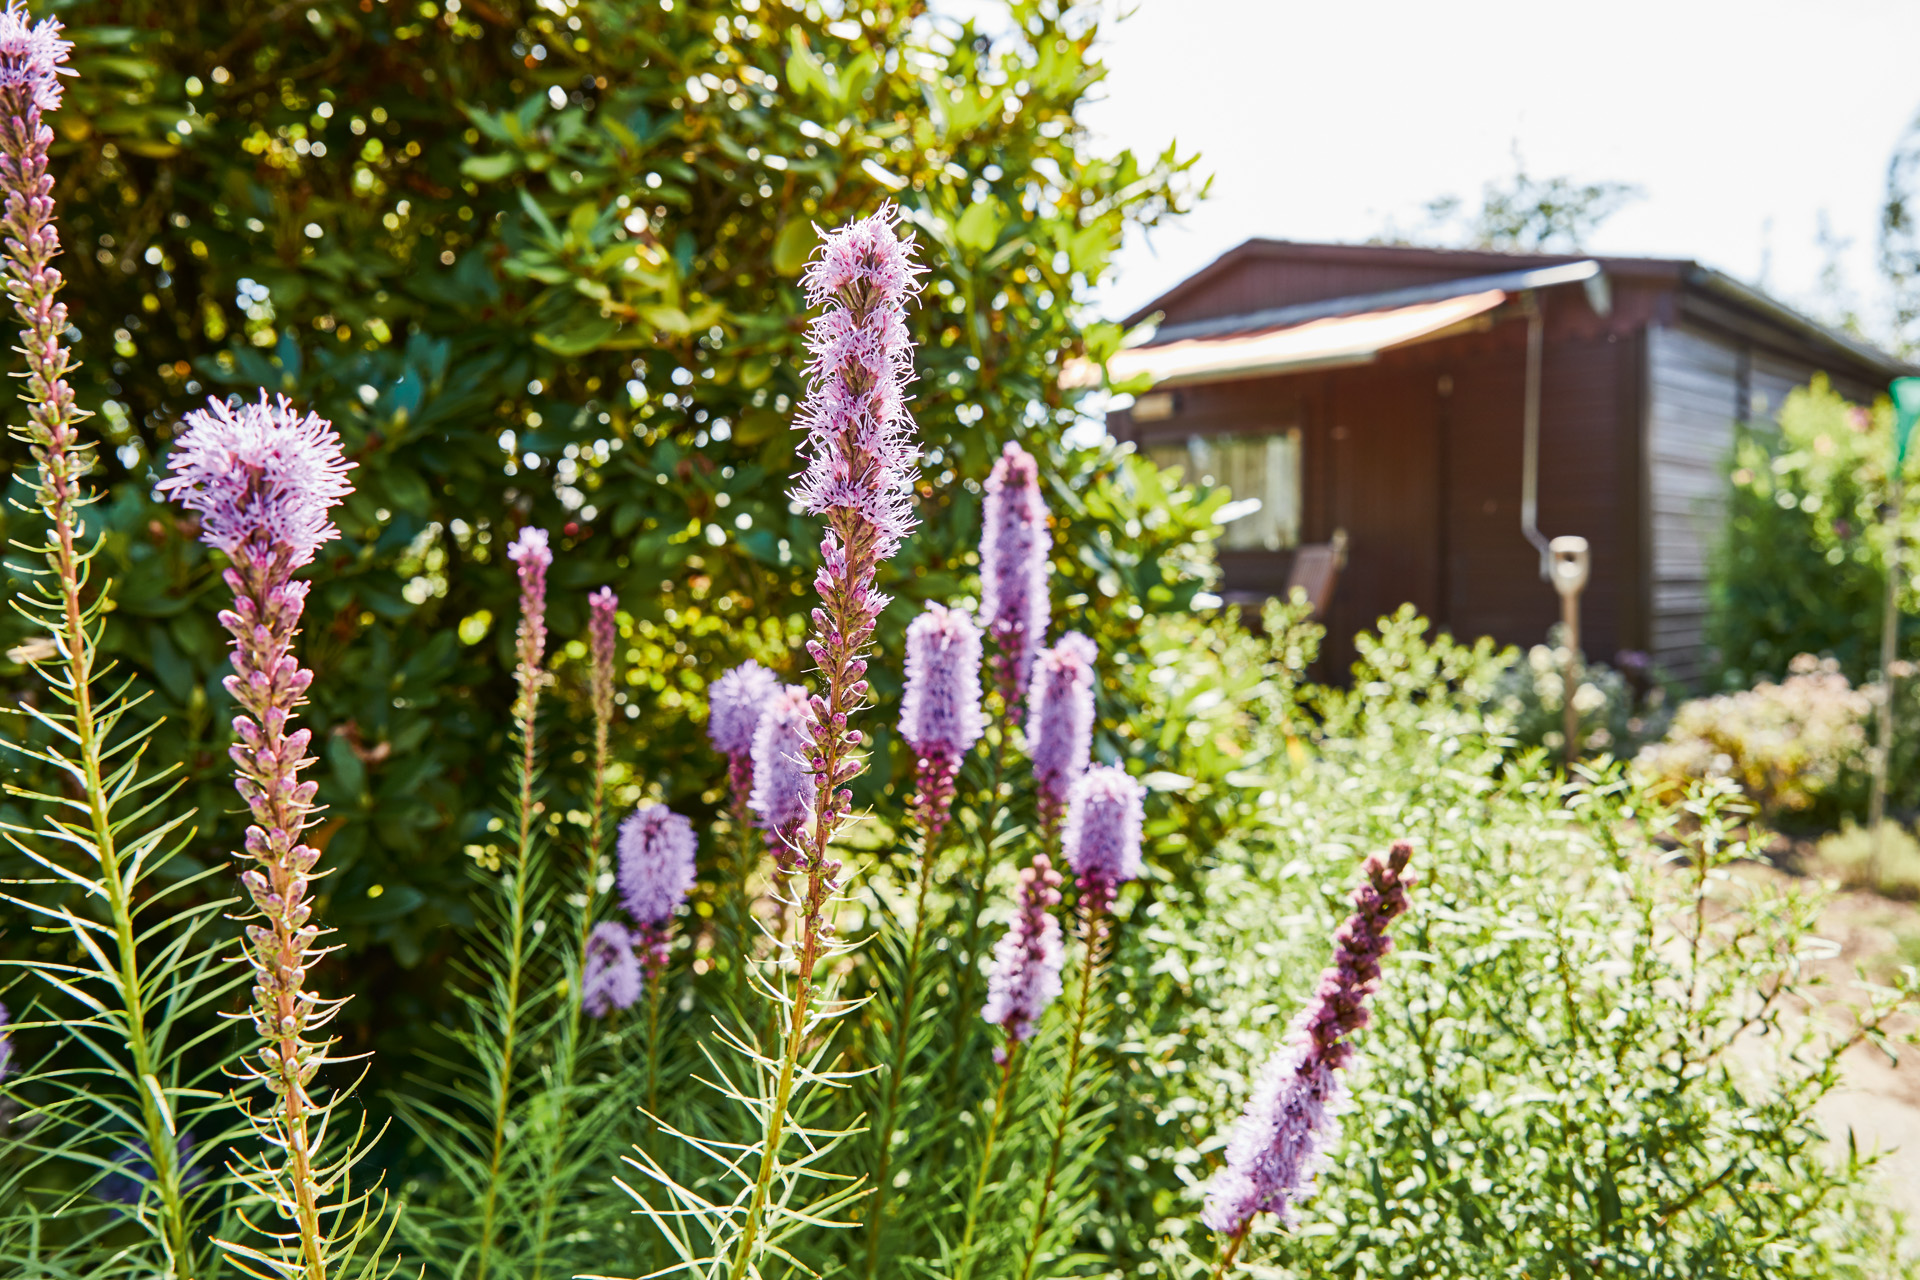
(1519, 291, 1551, 579)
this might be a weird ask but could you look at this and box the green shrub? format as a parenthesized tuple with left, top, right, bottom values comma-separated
(1816, 822, 1920, 900)
(1710, 376, 1915, 686)
(1127, 613, 1920, 1278)
(0, 0, 1203, 1084)
(1486, 629, 1671, 756)
(1634, 654, 1873, 824)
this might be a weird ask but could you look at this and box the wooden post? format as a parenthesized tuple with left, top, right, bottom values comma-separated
(1870, 467, 1903, 841)
(1549, 536, 1591, 767)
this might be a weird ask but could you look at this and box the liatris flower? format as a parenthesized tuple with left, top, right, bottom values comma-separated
(589, 586, 618, 728)
(97, 1130, 207, 1210)
(582, 921, 642, 1017)
(0, 2, 72, 113)
(980, 855, 1066, 1055)
(1062, 764, 1145, 918)
(506, 527, 552, 693)
(749, 683, 815, 859)
(709, 659, 781, 810)
(0, 2, 80, 540)
(1201, 841, 1415, 1241)
(158, 394, 355, 1263)
(899, 603, 986, 839)
(0, 1001, 11, 1085)
(789, 204, 922, 881)
(979, 442, 1051, 715)
(1027, 632, 1098, 838)
(618, 803, 698, 977)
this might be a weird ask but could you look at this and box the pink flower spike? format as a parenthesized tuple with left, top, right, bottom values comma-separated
(709, 660, 781, 759)
(1201, 841, 1415, 1238)
(1026, 632, 1098, 838)
(979, 442, 1052, 712)
(589, 587, 618, 726)
(582, 921, 642, 1017)
(749, 684, 815, 859)
(617, 803, 698, 930)
(899, 603, 986, 760)
(0, 1, 73, 113)
(156, 394, 356, 569)
(1062, 764, 1145, 916)
(980, 854, 1066, 1053)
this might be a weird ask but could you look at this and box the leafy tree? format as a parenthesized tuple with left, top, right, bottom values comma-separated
(1387, 147, 1639, 252)
(0, 0, 1204, 1078)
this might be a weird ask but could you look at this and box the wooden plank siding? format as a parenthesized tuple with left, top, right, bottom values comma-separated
(1106, 241, 1910, 686)
(1645, 326, 1742, 682)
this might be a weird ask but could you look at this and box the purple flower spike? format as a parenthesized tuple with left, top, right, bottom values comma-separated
(156, 394, 356, 570)
(1026, 632, 1098, 839)
(0, 1000, 12, 1084)
(1062, 764, 1145, 917)
(618, 803, 698, 978)
(790, 202, 923, 561)
(750, 684, 815, 861)
(160, 396, 354, 1217)
(980, 854, 1066, 1056)
(589, 586, 618, 727)
(785, 204, 922, 890)
(1202, 841, 1415, 1239)
(709, 660, 781, 812)
(979, 442, 1051, 715)
(506, 526, 551, 681)
(582, 921, 642, 1017)
(899, 603, 986, 839)
(0, 2, 73, 114)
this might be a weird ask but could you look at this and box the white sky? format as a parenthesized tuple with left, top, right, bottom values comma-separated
(1073, 0, 1920, 340)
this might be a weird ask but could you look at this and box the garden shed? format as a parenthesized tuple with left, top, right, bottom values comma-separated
(1100, 240, 1913, 681)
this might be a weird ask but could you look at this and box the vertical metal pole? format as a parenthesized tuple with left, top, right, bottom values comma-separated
(1870, 468, 1903, 842)
(1549, 536, 1591, 769)
(1561, 586, 1581, 766)
(1519, 294, 1551, 577)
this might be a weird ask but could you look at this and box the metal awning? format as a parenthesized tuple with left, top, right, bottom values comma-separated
(1097, 289, 1505, 388)
(1067, 259, 1609, 390)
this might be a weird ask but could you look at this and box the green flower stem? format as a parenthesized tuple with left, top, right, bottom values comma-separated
(939, 729, 1011, 1110)
(3, 97, 195, 1279)
(645, 975, 666, 1121)
(1208, 1227, 1248, 1280)
(473, 678, 543, 1280)
(527, 675, 614, 1279)
(954, 1043, 1023, 1280)
(1013, 904, 1109, 1280)
(859, 822, 950, 1280)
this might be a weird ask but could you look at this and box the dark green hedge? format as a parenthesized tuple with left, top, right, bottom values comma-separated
(0, 0, 1214, 1075)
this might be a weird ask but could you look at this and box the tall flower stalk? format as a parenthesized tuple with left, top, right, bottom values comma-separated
(473, 525, 552, 1280)
(0, 9, 227, 1275)
(979, 442, 1051, 718)
(709, 659, 780, 952)
(158, 394, 371, 1279)
(956, 854, 1066, 1280)
(1204, 841, 1415, 1276)
(1015, 765, 1145, 1280)
(724, 205, 922, 1279)
(1026, 633, 1097, 842)
(860, 603, 986, 1276)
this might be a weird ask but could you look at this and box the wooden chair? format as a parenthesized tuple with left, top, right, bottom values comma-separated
(1284, 528, 1347, 619)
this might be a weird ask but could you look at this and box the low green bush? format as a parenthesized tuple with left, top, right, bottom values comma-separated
(1817, 822, 1920, 900)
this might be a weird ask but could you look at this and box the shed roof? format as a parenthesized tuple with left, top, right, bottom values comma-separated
(1118, 239, 1913, 382)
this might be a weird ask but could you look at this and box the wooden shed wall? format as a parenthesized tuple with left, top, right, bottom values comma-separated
(1116, 294, 1638, 673)
(1643, 321, 1888, 682)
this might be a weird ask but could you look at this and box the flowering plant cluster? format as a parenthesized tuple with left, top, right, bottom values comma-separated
(0, 19, 1417, 1275)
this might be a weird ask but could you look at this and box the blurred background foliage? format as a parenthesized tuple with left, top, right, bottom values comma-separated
(0, 0, 1211, 1079)
(1710, 376, 1917, 687)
